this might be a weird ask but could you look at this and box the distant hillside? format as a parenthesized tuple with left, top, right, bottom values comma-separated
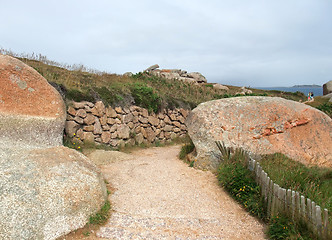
(14, 56, 307, 112)
(292, 84, 322, 88)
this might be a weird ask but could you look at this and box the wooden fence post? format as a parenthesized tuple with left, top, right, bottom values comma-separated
(316, 206, 322, 237)
(301, 195, 306, 219)
(272, 183, 279, 216)
(238, 154, 330, 239)
(295, 192, 300, 220)
(323, 209, 329, 239)
(277, 187, 283, 214)
(286, 189, 292, 215)
(267, 178, 273, 218)
(291, 190, 295, 219)
(312, 201, 317, 233)
(307, 198, 312, 229)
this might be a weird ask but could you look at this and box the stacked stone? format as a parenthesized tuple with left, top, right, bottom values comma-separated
(65, 101, 189, 147)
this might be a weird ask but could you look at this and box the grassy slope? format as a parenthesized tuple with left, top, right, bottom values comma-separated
(18, 57, 307, 110)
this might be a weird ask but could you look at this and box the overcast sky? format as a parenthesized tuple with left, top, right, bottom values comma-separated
(1, 0, 331, 87)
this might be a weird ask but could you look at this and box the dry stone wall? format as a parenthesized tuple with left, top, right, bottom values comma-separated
(65, 101, 189, 147)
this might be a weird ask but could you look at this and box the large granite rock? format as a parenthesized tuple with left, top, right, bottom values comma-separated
(322, 92, 332, 102)
(186, 97, 332, 171)
(0, 55, 108, 240)
(323, 80, 332, 95)
(0, 55, 66, 149)
(146, 65, 208, 84)
(0, 147, 107, 240)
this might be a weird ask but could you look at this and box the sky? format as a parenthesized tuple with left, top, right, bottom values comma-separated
(0, 0, 331, 87)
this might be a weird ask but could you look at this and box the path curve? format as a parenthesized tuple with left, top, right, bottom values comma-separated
(95, 145, 266, 239)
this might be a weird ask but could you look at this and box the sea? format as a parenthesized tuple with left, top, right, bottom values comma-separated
(254, 86, 323, 97)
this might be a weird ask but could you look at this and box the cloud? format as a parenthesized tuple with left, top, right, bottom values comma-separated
(0, 0, 331, 86)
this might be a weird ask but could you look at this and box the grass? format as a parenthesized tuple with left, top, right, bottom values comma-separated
(217, 147, 266, 219)
(179, 139, 195, 160)
(216, 144, 332, 239)
(1, 54, 306, 110)
(259, 153, 332, 222)
(63, 134, 115, 153)
(305, 96, 332, 118)
(88, 200, 111, 225)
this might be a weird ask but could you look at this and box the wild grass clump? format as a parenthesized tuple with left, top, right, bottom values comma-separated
(260, 153, 332, 221)
(267, 214, 315, 240)
(305, 96, 332, 118)
(89, 200, 111, 225)
(216, 142, 332, 239)
(217, 146, 266, 219)
(179, 139, 195, 160)
(317, 102, 332, 117)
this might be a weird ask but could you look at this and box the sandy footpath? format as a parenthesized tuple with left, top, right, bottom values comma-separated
(60, 145, 266, 239)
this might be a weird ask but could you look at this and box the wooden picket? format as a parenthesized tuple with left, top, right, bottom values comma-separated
(246, 155, 331, 239)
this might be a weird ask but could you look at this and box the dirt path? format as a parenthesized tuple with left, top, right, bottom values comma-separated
(63, 145, 266, 239)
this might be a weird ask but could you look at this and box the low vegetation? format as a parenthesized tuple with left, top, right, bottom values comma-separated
(305, 96, 332, 118)
(217, 146, 266, 219)
(88, 200, 112, 225)
(260, 153, 332, 223)
(216, 144, 331, 240)
(179, 139, 195, 160)
(0, 50, 306, 111)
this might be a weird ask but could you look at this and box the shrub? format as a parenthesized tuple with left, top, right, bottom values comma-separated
(66, 89, 94, 102)
(94, 86, 116, 106)
(131, 83, 161, 113)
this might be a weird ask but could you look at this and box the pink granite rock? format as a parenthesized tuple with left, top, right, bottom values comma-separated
(0, 55, 66, 148)
(186, 97, 332, 170)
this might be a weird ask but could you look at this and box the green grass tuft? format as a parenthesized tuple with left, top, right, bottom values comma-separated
(179, 140, 195, 160)
(260, 153, 332, 223)
(217, 148, 266, 219)
(216, 144, 332, 240)
(89, 200, 111, 225)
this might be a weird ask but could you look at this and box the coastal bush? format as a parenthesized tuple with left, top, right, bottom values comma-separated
(66, 88, 94, 102)
(131, 83, 161, 113)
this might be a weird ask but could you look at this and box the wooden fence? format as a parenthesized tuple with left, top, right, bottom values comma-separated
(247, 158, 331, 239)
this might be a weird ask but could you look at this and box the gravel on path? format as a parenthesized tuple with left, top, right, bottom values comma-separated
(95, 145, 267, 240)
